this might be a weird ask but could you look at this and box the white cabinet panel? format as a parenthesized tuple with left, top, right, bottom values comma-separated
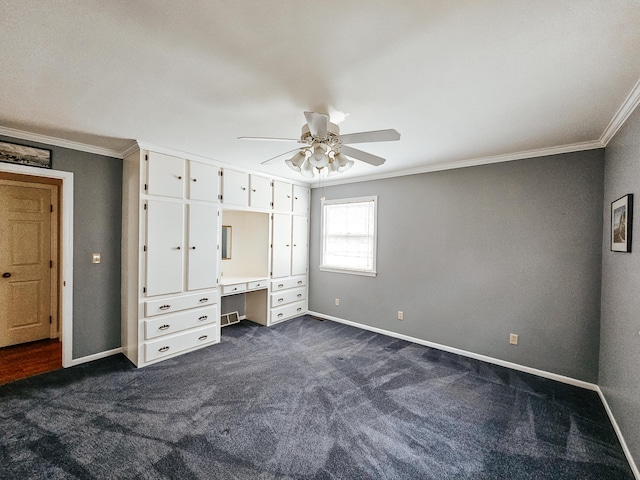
(146, 200, 184, 296)
(270, 287, 306, 308)
(250, 175, 272, 209)
(270, 300, 306, 324)
(292, 185, 309, 215)
(144, 324, 219, 363)
(147, 152, 185, 198)
(270, 275, 306, 292)
(271, 213, 292, 278)
(144, 305, 217, 340)
(222, 169, 249, 206)
(273, 181, 292, 212)
(187, 204, 218, 291)
(189, 161, 219, 202)
(291, 215, 308, 276)
(145, 290, 218, 317)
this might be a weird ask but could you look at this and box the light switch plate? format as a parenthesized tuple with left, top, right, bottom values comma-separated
(92, 253, 101, 264)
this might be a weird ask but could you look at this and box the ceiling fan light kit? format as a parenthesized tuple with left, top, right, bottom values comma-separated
(246, 111, 401, 179)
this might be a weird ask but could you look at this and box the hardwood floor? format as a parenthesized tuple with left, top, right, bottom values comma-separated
(0, 338, 62, 386)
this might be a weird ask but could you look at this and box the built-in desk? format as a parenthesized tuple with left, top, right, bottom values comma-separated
(220, 276, 269, 326)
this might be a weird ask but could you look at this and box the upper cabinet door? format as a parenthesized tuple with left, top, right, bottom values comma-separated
(273, 181, 293, 212)
(187, 204, 218, 291)
(147, 152, 185, 199)
(292, 185, 309, 215)
(222, 169, 249, 207)
(146, 200, 184, 296)
(250, 175, 272, 209)
(189, 161, 220, 203)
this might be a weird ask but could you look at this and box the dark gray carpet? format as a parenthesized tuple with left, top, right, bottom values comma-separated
(0, 316, 633, 479)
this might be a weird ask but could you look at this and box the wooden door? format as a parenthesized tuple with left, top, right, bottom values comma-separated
(0, 182, 53, 347)
(145, 200, 184, 296)
(271, 213, 292, 278)
(187, 204, 218, 291)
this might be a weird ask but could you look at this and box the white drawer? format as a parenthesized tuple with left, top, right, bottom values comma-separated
(270, 300, 306, 324)
(248, 280, 267, 290)
(145, 291, 217, 317)
(270, 287, 306, 308)
(270, 275, 306, 292)
(144, 324, 219, 363)
(223, 283, 247, 295)
(144, 305, 217, 340)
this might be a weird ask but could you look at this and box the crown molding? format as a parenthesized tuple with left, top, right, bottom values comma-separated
(600, 77, 640, 146)
(313, 140, 604, 188)
(0, 125, 125, 158)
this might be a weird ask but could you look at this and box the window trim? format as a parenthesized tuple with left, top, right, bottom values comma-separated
(319, 195, 378, 277)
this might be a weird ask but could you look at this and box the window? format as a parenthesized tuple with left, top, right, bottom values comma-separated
(320, 196, 377, 276)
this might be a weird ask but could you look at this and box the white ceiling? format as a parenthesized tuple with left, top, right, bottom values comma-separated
(1, 1, 640, 184)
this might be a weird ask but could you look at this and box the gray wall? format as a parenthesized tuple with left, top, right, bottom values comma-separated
(600, 106, 640, 465)
(0, 135, 122, 359)
(310, 150, 604, 382)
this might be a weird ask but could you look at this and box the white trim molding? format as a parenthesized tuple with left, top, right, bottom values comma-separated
(308, 311, 599, 391)
(0, 125, 125, 159)
(70, 347, 123, 367)
(600, 77, 640, 147)
(0, 163, 74, 368)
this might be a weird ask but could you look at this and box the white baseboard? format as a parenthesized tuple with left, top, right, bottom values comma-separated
(597, 387, 640, 479)
(308, 311, 598, 391)
(70, 347, 123, 367)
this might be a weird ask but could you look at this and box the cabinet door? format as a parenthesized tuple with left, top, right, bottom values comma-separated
(271, 214, 292, 278)
(146, 200, 184, 296)
(147, 152, 185, 198)
(291, 215, 308, 276)
(273, 181, 292, 212)
(250, 175, 272, 209)
(222, 169, 249, 207)
(292, 185, 309, 215)
(189, 161, 220, 203)
(187, 204, 218, 291)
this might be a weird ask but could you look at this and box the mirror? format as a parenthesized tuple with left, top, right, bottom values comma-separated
(222, 225, 232, 260)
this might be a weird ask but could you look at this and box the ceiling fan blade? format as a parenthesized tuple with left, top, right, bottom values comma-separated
(339, 129, 400, 144)
(260, 148, 304, 165)
(238, 136, 300, 143)
(341, 145, 386, 166)
(304, 111, 329, 138)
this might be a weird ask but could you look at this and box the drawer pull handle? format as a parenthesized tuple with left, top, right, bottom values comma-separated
(198, 335, 208, 341)
(297, 281, 303, 285)
(241, 187, 246, 190)
(297, 308, 302, 312)
(286, 244, 290, 247)
(177, 176, 182, 180)
(297, 294, 302, 298)
(233, 287, 237, 291)
(159, 304, 171, 310)
(159, 346, 170, 352)
(176, 246, 181, 250)
(198, 315, 208, 321)
(252, 188, 256, 192)
(199, 298, 209, 303)
(294, 196, 298, 200)
(277, 313, 283, 318)
(255, 283, 261, 287)
(159, 324, 170, 330)
(278, 284, 284, 288)
(192, 178, 197, 182)
(191, 246, 196, 250)
(287, 195, 291, 198)
(277, 298, 284, 302)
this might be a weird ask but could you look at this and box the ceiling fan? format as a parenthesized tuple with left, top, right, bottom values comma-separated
(238, 111, 401, 178)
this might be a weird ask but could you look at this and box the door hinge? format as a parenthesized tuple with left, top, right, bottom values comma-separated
(143, 287, 146, 293)
(143, 245, 147, 252)
(218, 194, 223, 201)
(49, 315, 52, 324)
(50, 204, 53, 213)
(270, 202, 274, 207)
(270, 244, 273, 248)
(144, 183, 148, 191)
(219, 170, 223, 177)
(144, 202, 147, 210)
(50, 260, 53, 268)
(271, 181, 274, 187)
(145, 154, 148, 161)
(216, 278, 219, 284)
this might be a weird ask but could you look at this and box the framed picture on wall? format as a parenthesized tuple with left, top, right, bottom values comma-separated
(611, 194, 633, 252)
(0, 141, 51, 169)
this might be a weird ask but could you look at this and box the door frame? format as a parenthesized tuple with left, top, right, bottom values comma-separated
(0, 162, 74, 367)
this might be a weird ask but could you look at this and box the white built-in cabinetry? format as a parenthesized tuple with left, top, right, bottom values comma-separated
(123, 153, 310, 368)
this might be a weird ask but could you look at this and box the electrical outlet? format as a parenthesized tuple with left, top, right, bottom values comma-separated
(509, 333, 519, 345)
(335, 298, 339, 306)
(397, 311, 403, 320)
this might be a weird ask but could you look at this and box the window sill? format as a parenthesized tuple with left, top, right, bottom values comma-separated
(319, 266, 377, 277)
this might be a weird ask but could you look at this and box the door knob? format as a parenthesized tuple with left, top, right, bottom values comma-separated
(2, 272, 10, 278)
